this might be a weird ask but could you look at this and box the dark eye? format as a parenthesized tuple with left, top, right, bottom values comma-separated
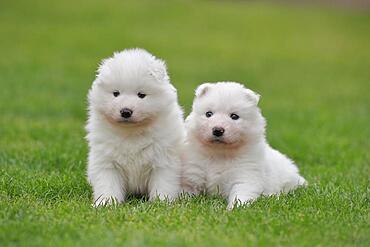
(113, 90, 120, 97)
(230, 113, 239, 120)
(205, 111, 213, 118)
(137, 92, 146, 99)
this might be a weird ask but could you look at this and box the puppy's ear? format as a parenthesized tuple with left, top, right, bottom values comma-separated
(195, 83, 212, 98)
(244, 88, 260, 105)
(169, 84, 177, 93)
(97, 57, 114, 76)
(149, 59, 169, 83)
(94, 57, 114, 86)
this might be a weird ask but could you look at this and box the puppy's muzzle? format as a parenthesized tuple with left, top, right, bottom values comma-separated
(212, 127, 225, 137)
(120, 108, 133, 119)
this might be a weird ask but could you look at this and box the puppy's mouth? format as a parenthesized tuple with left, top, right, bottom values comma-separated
(205, 136, 235, 146)
(203, 136, 244, 149)
(116, 117, 153, 127)
(103, 112, 155, 128)
(210, 138, 227, 144)
(116, 119, 139, 124)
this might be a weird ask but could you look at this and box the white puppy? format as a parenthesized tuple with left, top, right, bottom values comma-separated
(86, 48, 185, 207)
(182, 82, 306, 209)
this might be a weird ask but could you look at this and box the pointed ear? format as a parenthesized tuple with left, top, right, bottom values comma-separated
(149, 59, 169, 83)
(195, 83, 212, 98)
(244, 88, 260, 105)
(96, 57, 113, 77)
(94, 56, 115, 87)
(169, 84, 177, 93)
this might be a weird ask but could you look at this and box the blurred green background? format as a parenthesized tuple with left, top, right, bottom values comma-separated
(0, 0, 369, 246)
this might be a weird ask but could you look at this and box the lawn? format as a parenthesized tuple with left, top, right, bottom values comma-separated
(0, 0, 369, 246)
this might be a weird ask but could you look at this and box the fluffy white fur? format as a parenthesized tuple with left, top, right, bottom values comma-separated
(182, 82, 306, 209)
(86, 48, 185, 207)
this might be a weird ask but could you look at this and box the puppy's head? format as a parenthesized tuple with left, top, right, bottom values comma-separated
(88, 48, 177, 128)
(186, 82, 265, 150)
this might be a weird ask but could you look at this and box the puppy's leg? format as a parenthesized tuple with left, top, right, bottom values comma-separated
(88, 162, 125, 207)
(227, 183, 263, 210)
(282, 175, 307, 193)
(149, 166, 180, 201)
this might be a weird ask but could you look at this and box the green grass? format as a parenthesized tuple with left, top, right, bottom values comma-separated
(0, 0, 369, 246)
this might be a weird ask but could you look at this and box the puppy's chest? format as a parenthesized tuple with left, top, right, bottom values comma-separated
(119, 161, 153, 194)
(112, 140, 157, 194)
(204, 161, 231, 195)
(113, 139, 156, 167)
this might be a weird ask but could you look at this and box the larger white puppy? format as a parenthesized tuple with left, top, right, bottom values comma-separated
(183, 82, 306, 209)
(86, 48, 184, 207)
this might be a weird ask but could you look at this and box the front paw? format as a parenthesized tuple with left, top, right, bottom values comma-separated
(93, 196, 121, 208)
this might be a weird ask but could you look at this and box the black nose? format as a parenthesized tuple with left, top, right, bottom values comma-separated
(120, 108, 133, 119)
(212, 127, 225, 137)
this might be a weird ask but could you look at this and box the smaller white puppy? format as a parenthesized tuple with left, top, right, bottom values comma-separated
(86, 48, 184, 207)
(182, 82, 306, 209)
